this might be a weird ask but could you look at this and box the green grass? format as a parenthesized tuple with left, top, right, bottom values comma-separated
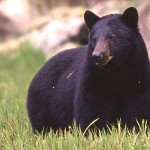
(0, 43, 150, 150)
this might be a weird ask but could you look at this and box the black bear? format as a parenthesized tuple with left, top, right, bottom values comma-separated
(27, 7, 150, 134)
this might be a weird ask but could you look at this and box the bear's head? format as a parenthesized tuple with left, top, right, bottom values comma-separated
(84, 7, 148, 72)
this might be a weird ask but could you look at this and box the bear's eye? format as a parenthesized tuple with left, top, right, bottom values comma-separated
(91, 38, 97, 44)
(108, 33, 116, 40)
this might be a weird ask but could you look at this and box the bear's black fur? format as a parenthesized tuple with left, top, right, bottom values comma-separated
(27, 7, 150, 134)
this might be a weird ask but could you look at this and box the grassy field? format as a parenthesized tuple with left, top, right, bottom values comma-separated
(0, 44, 150, 150)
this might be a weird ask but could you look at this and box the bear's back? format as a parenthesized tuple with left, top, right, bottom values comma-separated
(30, 45, 87, 90)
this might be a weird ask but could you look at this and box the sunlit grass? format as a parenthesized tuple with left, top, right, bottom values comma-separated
(0, 43, 150, 149)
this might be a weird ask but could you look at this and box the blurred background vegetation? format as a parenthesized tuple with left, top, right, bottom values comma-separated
(0, 0, 149, 56)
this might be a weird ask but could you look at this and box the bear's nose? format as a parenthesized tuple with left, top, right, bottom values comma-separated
(92, 52, 103, 65)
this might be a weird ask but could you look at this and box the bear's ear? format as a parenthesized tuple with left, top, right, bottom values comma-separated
(122, 7, 138, 28)
(84, 10, 100, 30)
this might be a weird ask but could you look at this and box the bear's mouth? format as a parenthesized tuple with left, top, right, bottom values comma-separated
(95, 55, 114, 67)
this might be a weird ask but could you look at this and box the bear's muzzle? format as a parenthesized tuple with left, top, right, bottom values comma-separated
(92, 51, 114, 66)
(92, 41, 114, 67)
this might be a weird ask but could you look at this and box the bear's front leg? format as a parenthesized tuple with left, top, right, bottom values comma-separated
(74, 93, 115, 132)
